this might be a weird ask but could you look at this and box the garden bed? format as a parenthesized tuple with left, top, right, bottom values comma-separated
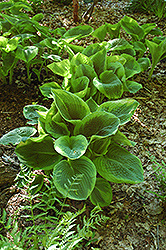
(0, 0, 166, 249)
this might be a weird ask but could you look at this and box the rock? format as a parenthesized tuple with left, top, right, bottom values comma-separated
(144, 199, 163, 215)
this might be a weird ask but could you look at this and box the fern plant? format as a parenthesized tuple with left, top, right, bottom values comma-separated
(0, 165, 109, 249)
(148, 155, 166, 202)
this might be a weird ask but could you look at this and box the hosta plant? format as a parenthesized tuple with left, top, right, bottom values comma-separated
(0, 89, 144, 207)
(46, 42, 148, 104)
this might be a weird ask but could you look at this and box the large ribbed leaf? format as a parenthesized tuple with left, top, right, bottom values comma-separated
(90, 178, 113, 207)
(62, 25, 93, 43)
(93, 71, 123, 99)
(54, 135, 88, 160)
(53, 156, 96, 200)
(91, 48, 107, 76)
(71, 76, 89, 98)
(70, 53, 93, 74)
(98, 98, 139, 125)
(52, 89, 90, 125)
(0, 127, 37, 145)
(121, 54, 141, 79)
(15, 135, 62, 170)
(121, 15, 145, 41)
(111, 130, 136, 146)
(74, 111, 120, 141)
(47, 59, 71, 78)
(74, 64, 97, 84)
(94, 143, 144, 184)
(16, 45, 38, 63)
(39, 82, 61, 98)
(106, 38, 133, 52)
(82, 43, 104, 57)
(23, 104, 48, 125)
(45, 102, 69, 139)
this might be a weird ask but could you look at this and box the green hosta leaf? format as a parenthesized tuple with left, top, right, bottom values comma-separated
(107, 55, 126, 65)
(54, 135, 88, 160)
(106, 22, 121, 39)
(121, 15, 145, 41)
(47, 59, 71, 78)
(106, 61, 126, 82)
(141, 23, 157, 37)
(92, 24, 107, 42)
(82, 43, 104, 57)
(0, 36, 8, 49)
(91, 48, 107, 76)
(32, 13, 44, 21)
(98, 98, 139, 125)
(137, 58, 151, 72)
(30, 174, 44, 195)
(93, 71, 123, 99)
(125, 81, 142, 94)
(40, 82, 61, 98)
(62, 25, 93, 43)
(65, 43, 84, 53)
(86, 97, 99, 112)
(45, 102, 69, 138)
(0, 127, 37, 145)
(70, 52, 93, 74)
(16, 45, 38, 63)
(111, 130, 136, 146)
(23, 105, 48, 125)
(74, 64, 97, 86)
(45, 120, 70, 139)
(150, 27, 163, 36)
(42, 53, 61, 61)
(90, 137, 111, 156)
(133, 41, 146, 55)
(71, 76, 89, 98)
(74, 111, 120, 141)
(95, 143, 144, 184)
(53, 156, 96, 200)
(13, 34, 35, 43)
(121, 54, 141, 79)
(90, 178, 113, 207)
(52, 89, 90, 125)
(106, 38, 133, 52)
(15, 135, 62, 170)
(40, 38, 60, 51)
(1, 36, 19, 52)
(145, 38, 166, 78)
(1, 51, 16, 76)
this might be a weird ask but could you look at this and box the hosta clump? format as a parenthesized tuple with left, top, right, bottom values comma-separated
(0, 90, 144, 207)
(46, 41, 146, 104)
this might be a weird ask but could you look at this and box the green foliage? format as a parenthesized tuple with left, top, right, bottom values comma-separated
(127, 0, 166, 19)
(148, 155, 166, 202)
(145, 38, 166, 78)
(1, 88, 144, 206)
(0, 165, 109, 249)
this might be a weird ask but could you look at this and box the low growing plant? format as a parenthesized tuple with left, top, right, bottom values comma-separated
(148, 155, 166, 202)
(126, 0, 166, 19)
(0, 165, 108, 249)
(0, 88, 144, 207)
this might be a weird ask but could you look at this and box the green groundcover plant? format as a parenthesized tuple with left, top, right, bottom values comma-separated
(0, 88, 144, 207)
(0, 5, 165, 84)
(0, 166, 108, 249)
(148, 155, 166, 202)
(126, 0, 166, 19)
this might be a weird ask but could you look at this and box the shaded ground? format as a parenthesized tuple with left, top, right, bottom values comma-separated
(0, 0, 166, 249)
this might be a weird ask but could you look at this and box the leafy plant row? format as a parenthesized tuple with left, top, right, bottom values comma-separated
(0, 1, 165, 207)
(0, 0, 166, 85)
